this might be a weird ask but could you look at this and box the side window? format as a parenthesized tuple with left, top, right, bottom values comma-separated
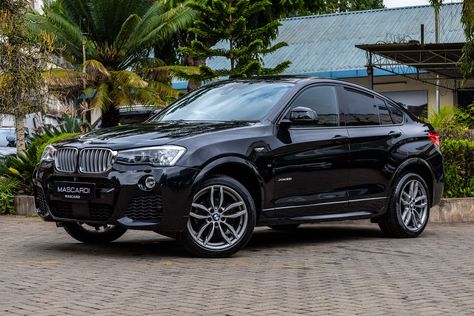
(343, 88, 380, 126)
(287, 86, 339, 127)
(388, 103, 404, 124)
(377, 98, 393, 125)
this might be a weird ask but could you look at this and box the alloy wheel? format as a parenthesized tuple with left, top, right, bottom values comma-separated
(399, 179, 429, 232)
(187, 185, 249, 250)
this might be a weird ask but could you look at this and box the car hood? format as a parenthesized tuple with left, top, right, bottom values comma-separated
(0, 147, 16, 157)
(60, 121, 255, 150)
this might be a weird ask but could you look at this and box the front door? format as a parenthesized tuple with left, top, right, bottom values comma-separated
(270, 85, 350, 218)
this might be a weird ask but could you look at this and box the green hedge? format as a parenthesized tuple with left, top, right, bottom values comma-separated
(442, 139, 474, 198)
(0, 177, 20, 215)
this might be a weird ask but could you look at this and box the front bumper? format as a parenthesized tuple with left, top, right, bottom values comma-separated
(33, 162, 200, 233)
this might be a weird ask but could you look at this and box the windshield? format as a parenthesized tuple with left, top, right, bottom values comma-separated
(152, 81, 293, 122)
(0, 129, 15, 147)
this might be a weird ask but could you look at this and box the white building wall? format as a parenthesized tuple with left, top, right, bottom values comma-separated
(345, 75, 455, 116)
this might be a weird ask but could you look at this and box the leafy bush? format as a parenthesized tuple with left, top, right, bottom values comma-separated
(426, 107, 470, 140)
(0, 145, 38, 195)
(0, 114, 83, 198)
(442, 139, 474, 198)
(0, 132, 79, 195)
(0, 177, 20, 215)
(457, 102, 474, 129)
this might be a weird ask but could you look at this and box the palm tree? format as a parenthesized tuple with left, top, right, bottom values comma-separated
(30, 0, 196, 126)
(460, 0, 474, 80)
(429, 0, 443, 43)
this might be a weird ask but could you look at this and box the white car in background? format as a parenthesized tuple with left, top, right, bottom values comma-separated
(0, 127, 16, 160)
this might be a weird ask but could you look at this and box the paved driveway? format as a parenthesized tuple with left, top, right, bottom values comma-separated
(0, 216, 473, 315)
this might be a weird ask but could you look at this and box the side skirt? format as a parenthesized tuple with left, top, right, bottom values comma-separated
(257, 211, 375, 226)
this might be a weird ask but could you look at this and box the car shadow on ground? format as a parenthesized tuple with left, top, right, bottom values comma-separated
(35, 224, 387, 258)
(246, 225, 384, 251)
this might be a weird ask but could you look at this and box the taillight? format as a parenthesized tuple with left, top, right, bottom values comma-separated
(428, 131, 440, 147)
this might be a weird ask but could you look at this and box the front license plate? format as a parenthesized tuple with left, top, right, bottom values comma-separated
(54, 182, 96, 200)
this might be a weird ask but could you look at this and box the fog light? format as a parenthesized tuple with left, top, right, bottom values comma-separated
(144, 176, 156, 190)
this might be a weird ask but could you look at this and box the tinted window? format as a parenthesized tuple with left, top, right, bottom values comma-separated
(152, 82, 293, 122)
(389, 103, 404, 124)
(377, 98, 393, 125)
(344, 88, 379, 126)
(287, 86, 339, 127)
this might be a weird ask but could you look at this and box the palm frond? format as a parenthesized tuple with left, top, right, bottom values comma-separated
(113, 14, 141, 52)
(84, 59, 111, 82)
(43, 68, 84, 89)
(90, 82, 111, 111)
(111, 70, 148, 89)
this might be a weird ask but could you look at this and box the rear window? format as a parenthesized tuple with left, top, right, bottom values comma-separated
(389, 103, 404, 124)
(343, 88, 379, 126)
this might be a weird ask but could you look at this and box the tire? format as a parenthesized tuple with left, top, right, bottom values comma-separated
(378, 172, 430, 238)
(268, 224, 300, 231)
(181, 176, 256, 258)
(63, 222, 127, 244)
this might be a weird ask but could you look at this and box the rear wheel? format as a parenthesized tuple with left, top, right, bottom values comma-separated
(268, 224, 300, 231)
(378, 173, 430, 237)
(62, 222, 127, 244)
(181, 176, 256, 257)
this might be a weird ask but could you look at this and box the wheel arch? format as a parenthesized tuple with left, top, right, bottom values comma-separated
(391, 158, 435, 207)
(192, 157, 265, 213)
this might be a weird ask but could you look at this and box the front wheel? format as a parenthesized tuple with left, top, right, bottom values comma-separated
(181, 176, 256, 257)
(62, 222, 127, 244)
(378, 173, 430, 237)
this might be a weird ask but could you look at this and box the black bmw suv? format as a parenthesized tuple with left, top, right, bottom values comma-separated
(34, 77, 444, 257)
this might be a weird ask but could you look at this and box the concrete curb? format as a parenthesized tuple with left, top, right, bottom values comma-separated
(430, 198, 474, 223)
(14, 195, 36, 217)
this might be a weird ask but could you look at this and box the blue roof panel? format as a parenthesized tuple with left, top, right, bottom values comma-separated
(206, 3, 464, 76)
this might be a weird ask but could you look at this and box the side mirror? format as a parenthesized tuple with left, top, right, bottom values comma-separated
(289, 107, 318, 124)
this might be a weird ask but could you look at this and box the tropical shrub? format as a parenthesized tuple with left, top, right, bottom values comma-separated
(0, 177, 20, 215)
(426, 107, 470, 140)
(442, 139, 474, 198)
(456, 102, 474, 129)
(0, 131, 79, 195)
(0, 145, 38, 194)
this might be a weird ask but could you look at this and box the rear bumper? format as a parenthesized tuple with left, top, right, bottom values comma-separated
(33, 162, 200, 233)
(427, 153, 444, 207)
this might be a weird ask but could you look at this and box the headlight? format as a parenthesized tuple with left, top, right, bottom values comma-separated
(116, 145, 186, 167)
(40, 145, 57, 162)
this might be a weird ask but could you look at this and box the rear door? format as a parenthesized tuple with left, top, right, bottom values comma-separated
(270, 85, 350, 218)
(341, 87, 404, 214)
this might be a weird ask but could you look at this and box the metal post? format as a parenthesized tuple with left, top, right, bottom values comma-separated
(80, 18, 90, 124)
(368, 52, 374, 90)
(435, 12, 440, 113)
(421, 24, 424, 46)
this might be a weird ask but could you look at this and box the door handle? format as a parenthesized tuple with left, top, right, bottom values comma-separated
(388, 131, 402, 138)
(332, 135, 349, 143)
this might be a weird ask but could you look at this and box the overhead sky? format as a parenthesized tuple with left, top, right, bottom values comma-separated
(384, 0, 461, 8)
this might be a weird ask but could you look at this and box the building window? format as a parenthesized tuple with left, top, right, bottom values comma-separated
(383, 90, 428, 118)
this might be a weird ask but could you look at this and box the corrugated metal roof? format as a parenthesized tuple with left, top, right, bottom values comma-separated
(206, 3, 464, 76)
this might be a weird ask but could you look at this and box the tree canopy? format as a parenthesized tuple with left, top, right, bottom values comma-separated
(460, 0, 474, 80)
(0, 0, 50, 151)
(179, 0, 291, 82)
(31, 0, 196, 126)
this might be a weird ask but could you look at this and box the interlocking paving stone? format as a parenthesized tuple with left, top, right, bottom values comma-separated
(0, 216, 473, 315)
